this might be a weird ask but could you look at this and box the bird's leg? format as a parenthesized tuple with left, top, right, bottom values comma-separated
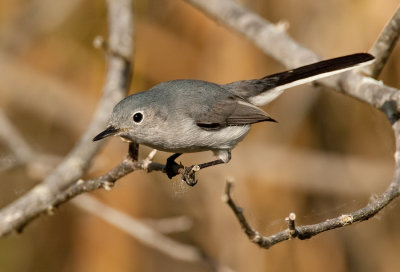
(165, 153, 183, 178)
(196, 159, 226, 169)
(183, 159, 225, 186)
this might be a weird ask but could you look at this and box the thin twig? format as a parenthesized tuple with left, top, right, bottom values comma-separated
(224, 165, 400, 249)
(223, 178, 268, 248)
(285, 213, 296, 239)
(53, 144, 162, 203)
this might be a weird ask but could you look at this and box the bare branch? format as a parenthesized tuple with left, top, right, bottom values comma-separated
(222, 178, 265, 246)
(0, 0, 134, 237)
(224, 165, 400, 249)
(50, 144, 162, 204)
(364, 5, 400, 78)
(64, 156, 233, 270)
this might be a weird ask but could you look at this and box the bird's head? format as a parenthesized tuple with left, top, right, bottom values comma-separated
(93, 93, 166, 144)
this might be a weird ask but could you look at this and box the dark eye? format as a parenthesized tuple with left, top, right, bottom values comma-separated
(133, 112, 143, 123)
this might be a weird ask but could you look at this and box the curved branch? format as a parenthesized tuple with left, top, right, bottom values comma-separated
(0, 0, 134, 237)
(224, 156, 400, 249)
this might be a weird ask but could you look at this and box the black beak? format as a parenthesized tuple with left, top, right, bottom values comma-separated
(93, 126, 119, 141)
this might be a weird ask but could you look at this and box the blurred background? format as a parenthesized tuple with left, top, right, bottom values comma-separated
(0, 0, 399, 271)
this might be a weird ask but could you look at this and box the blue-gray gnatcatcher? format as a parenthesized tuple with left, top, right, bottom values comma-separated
(93, 53, 374, 185)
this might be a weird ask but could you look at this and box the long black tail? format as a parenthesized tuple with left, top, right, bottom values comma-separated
(224, 53, 374, 106)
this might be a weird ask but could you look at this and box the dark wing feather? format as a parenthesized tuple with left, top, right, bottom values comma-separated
(196, 96, 275, 130)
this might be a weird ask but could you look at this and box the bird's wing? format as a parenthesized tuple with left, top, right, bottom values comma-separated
(195, 96, 275, 130)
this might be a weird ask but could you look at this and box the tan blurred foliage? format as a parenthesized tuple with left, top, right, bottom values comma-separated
(0, 0, 399, 271)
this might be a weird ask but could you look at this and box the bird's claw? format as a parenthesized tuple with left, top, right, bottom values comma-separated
(181, 165, 199, 186)
(165, 155, 199, 186)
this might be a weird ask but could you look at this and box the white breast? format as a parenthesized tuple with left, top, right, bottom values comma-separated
(140, 118, 251, 153)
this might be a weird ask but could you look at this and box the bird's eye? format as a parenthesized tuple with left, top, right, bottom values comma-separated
(133, 112, 143, 123)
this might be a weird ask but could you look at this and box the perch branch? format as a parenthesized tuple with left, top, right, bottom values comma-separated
(52, 143, 164, 206)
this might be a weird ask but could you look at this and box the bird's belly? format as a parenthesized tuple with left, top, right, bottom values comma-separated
(140, 125, 251, 153)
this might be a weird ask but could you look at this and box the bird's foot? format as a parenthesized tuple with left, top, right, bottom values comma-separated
(165, 155, 184, 179)
(182, 165, 200, 186)
(165, 153, 200, 186)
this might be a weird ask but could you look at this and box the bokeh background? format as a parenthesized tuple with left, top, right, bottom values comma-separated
(0, 0, 400, 271)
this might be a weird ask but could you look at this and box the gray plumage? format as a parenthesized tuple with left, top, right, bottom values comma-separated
(107, 79, 265, 160)
(93, 53, 374, 181)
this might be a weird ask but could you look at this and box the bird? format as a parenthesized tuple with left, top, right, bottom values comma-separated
(93, 53, 374, 186)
